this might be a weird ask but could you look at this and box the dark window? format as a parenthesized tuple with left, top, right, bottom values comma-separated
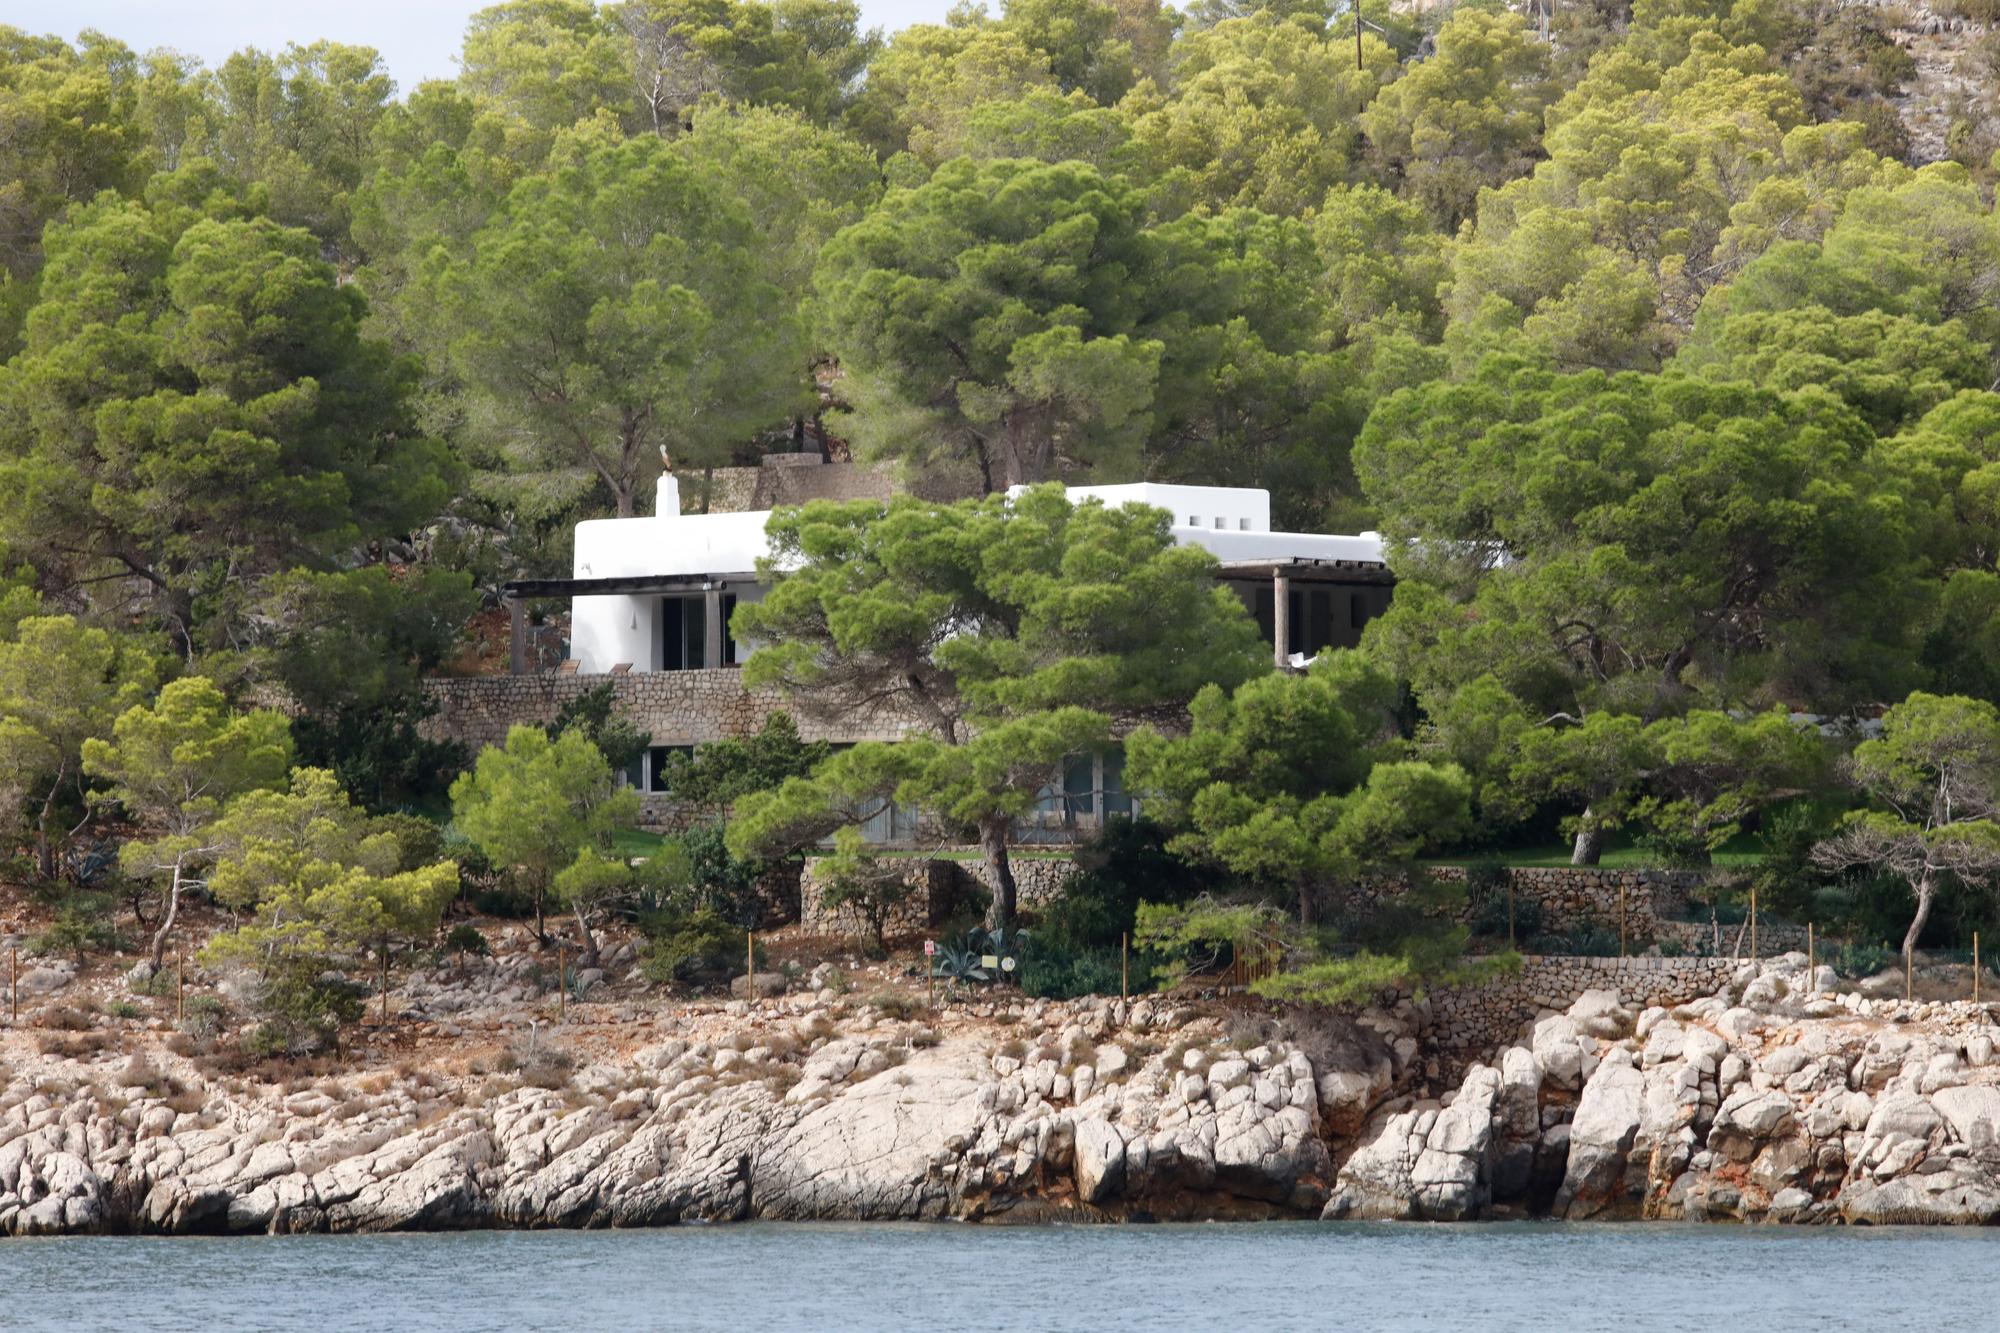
(646, 745, 693, 794)
(1064, 753, 1096, 819)
(1350, 593, 1369, 630)
(660, 595, 706, 671)
(1253, 585, 1274, 645)
(1308, 589, 1332, 656)
(1102, 748, 1132, 817)
(721, 592, 738, 666)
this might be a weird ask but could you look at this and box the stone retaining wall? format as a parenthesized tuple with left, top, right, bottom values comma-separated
(1425, 955, 1739, 1061)
(421, 671, 913, 753)
(1336, 868, 1728, 940)
(798, 853, 1079, 940)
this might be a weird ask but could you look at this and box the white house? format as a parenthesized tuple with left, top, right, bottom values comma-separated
(504, 472, 1393, 679)
(485, 468, 1394, 825)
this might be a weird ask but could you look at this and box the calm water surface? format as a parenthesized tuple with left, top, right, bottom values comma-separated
(3, 1222, 1996, 1331)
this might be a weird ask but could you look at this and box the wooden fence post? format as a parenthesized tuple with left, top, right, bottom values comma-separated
(1807, 923, 1814, 995)
(557, 945, 566, 1021)
(1619, 883, 1627, 959)
(1121, 933, 1129, 1003)
(380, 948, 391, 1026)
(1975, 931, 1982, 1006)
(746, 931, 755, 999)
(10, 945, 16, 1022)
(1749, 887, 1758, 962)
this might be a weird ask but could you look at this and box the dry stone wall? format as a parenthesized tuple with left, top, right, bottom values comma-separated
(1425, 956, 1738, 1064)
(798, 854, 1079, 940)
(421, 671, 915, 753)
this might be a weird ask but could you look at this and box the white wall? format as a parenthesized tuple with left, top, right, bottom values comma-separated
(566, 483, 1384, 672)
(571, 594, 655, 674)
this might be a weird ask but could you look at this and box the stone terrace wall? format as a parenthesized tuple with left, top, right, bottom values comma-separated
(421, 671, 914, 753)
(1425, 955, 1738, 1064)
(799, 857, 962, 939)
(798, 853, 1079, 940)
(1336, 865, 1711, 942)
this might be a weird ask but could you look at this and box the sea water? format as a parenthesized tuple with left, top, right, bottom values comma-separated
(2, 1220, 1995, 1331)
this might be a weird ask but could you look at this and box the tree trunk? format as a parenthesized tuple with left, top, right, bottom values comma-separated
(573, 902, 599, 970)
(1571, 813, 1606, 866)
(1903, 870, 1935, 978)
(979, 815, 1018, 932)
(149, 860, 184, 970)
(533, 882, 548, 946)
(1298, 882, 1319, 927)
(34, 792, 57, 882)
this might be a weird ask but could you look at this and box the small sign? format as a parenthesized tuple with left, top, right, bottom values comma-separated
(924, 939, 936, 956)
(981, 954, 999, 969)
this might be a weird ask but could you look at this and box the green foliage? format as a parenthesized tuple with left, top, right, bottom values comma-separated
(1133, 895, 1286, 988)
(0, 168, 453, 656)
(249, 959, 370, 1054)
(732, 485, 1265, 926)
(1835, 940, 1897, 978)
(83, 677, 294, 965)
(547, 682, 651, 775)
(449, 724, 640, 936)
(638, 906, 743, 985)
(814, 157, 1161, 489)
(815, 827, 912, 947)
(1034, 817, 1203, 955)
(655, 712, 829, 811)
(431, 130, 801, 516)
(26, 894, 122, 960)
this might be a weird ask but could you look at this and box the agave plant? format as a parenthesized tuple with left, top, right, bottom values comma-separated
(930, 926, 1032, 989)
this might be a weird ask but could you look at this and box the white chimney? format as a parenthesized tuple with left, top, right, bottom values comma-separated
(656, 471, 681, 519)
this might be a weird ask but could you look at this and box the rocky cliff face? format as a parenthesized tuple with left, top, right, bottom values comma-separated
(0, 995, 1344, 1235)
(3, 956, 1998, 1234)
(1325, 955, 2000, 1226)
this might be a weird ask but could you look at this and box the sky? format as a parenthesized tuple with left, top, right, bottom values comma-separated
(20, 0, 951, 90)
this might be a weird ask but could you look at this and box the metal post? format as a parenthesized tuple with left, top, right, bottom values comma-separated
(1619, 883, 1627, 959)
(1807, 923, 1815, 995)
(1272, 573, 1290, 669)
(557, 945, 566, 1021)
(1749, 887, 1758, 961)
(507, 596, 526, 675)
(1121, 933, 1129, 1003)
(746, 930, 755, 997)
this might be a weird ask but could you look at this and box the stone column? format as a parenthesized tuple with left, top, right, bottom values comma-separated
(1272, 572, 1290, 669)
(508, 596, 526, 675)
(703, 587, 724, 670)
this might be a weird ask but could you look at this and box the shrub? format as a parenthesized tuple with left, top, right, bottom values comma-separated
(442, 922, 491, 967)
(1470, 890, 1542, 942)
(1019, 948, 1125, 1000)
(1037, 818, 1204, 954)
(27, 894, 122, 960)
(866, 990, 919, 1019)
(180, 994, 226, 1039)
(1836, 941, 1898, 978)
(1529, 925, 1622, 957)
(254, 962, 369, 1054)
(638, 908, 742, 985)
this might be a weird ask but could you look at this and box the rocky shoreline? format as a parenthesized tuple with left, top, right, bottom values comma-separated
(2, 953, 1998, 1235)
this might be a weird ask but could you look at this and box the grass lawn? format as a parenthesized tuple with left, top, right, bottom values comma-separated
(1431, 831, 1768, 871)
(611, 828, 667, 856)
